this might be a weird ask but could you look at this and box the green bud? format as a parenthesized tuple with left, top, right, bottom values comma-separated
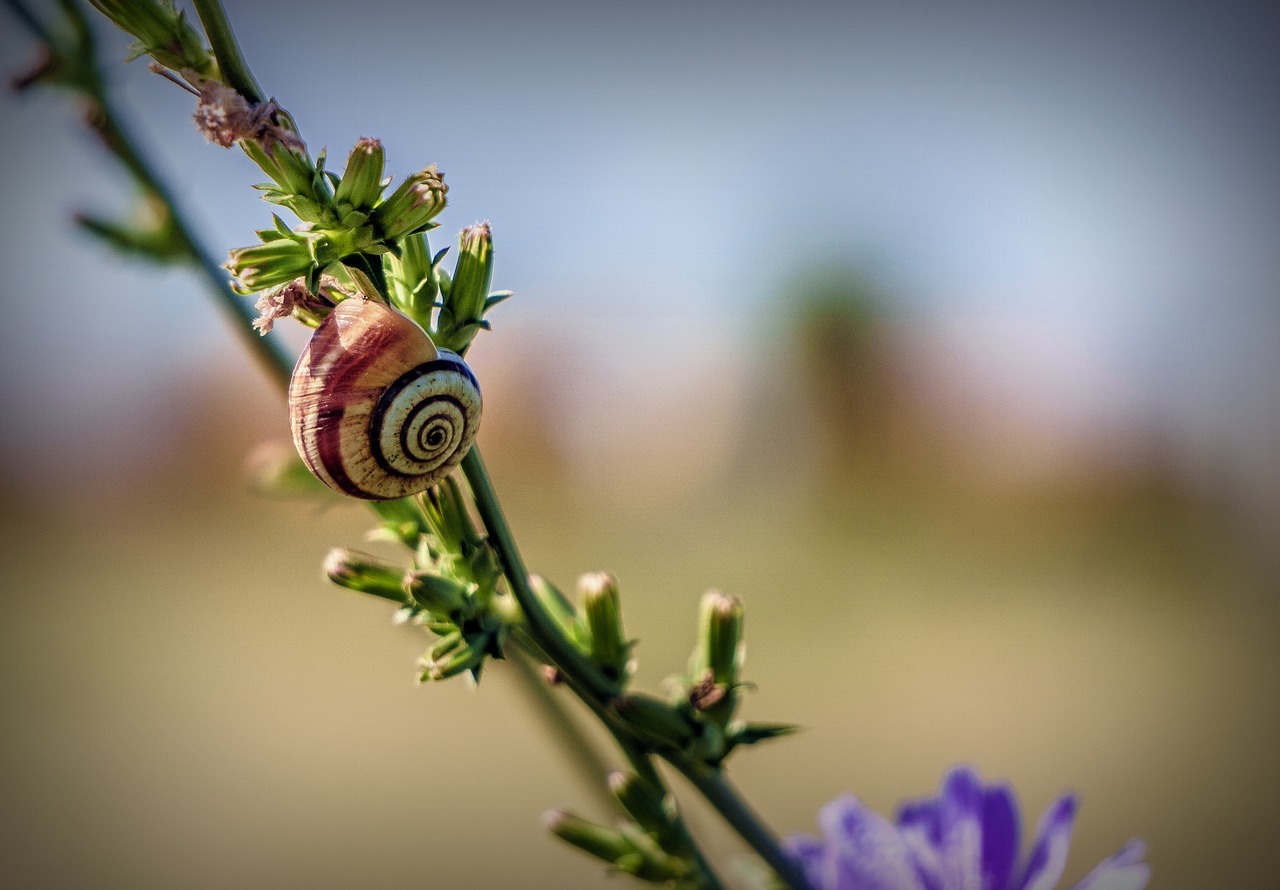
(324, 549, 407, 603)
(690, 590, 743, 685)
(89, 0, 215, 77)
(608, 772, 673, 838)
(440, 222, 493, 351)
(372, 165, 447, 242)
(334, 137, 386, 213)
(686, 591, 747, 737)
(383, 231, 437, 330)
(579, 572, 630, 682)
(226, 235, 314, 294)
(544, 810, 631, 865)
(613, 694, 694, 750)
(243, 140, 332, 221)
(404, 570, 469, 615)
(615, 824, 688, 882)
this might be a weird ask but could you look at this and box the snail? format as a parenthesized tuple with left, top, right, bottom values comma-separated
(288, 298, 482, 500)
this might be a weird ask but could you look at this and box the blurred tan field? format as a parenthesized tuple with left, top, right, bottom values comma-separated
(2, 306, 1277, 888)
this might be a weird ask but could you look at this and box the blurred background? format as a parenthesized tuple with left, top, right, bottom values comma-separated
(2, 0, 1278, 887)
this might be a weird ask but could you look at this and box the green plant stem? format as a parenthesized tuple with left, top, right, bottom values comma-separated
(617, 739, 725, 890)
(512, 628, 726, 890)
(191, 0, 263, 103)
(90, 92, 293, 390)
(461, 447, 618, 704)
(467, 450, 808, 890)
(504, 643, 616, 805)
(2, 0, 50, 43)
(668, 759, 811, 890)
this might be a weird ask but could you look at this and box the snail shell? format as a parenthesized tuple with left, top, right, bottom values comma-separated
(288, 298, 481, 500)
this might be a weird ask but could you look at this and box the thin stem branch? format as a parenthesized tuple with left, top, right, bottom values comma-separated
(461, 447, 618, 703)
(191, 0, 264, 103)
(514, 629, 727, 890)
(90, 94, 294, 389)
(667, 758, 811, 890)
(504, 642, 616, 807)
(3, 0, 52, 43)
(468, 449, 801, 889)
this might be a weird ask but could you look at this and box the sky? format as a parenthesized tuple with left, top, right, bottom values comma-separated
(1, 0, 1277, 514)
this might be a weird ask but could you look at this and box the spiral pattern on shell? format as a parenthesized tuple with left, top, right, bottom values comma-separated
(288, 298, 481, 500)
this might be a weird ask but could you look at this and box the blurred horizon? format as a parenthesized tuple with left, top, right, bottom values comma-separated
(2, 0, 1279, 887)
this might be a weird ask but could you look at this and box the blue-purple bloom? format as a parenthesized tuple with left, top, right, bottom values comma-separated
(785, 767, 1148, 890)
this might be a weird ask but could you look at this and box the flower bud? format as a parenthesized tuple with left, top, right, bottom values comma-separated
(689, 590, 743, 687)
(544, 810, 631, 864)
(384, 231, 437, 329)
(373, 165, 447, 242)
(687, 590, 744, 728)
(608, 772, 673, 838)
(241, 140, 329, 220)
(90, 0, 215, 76)
(334, 137, 386, 213)
(226, 235, 313, 294)
(579, 572, 630, 682)
(324, 549, 407, 603)
(403, 570, 469, 615)
(448, 222, 492, 321)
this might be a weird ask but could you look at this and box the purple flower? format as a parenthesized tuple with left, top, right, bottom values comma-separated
(785, 767, 1148, 890)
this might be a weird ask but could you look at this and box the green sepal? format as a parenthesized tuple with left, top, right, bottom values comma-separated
(612, 694, 695, 750)
(404, 570, 470, 616)
(727, 721, 802, 749)
(370, 498, 428, 547)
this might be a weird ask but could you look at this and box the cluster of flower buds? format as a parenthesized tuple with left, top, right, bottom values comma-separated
(530, 572, 636, 687)
(88, 0, 217, 80)
(531, 578, 796, 767)
(324, 479, 506, 682)
(227, 137, 448, 298)
(546, 771, 704, 885)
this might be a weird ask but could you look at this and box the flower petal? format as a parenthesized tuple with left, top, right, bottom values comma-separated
(898, 798, 944, 890)
(820, 795, 928, 890)
(937, 767, 985, 890)
(1015, 794, 1078, 890)
(786, 833, 830, 890)
(980, 783, 1021, 890)
(1068, 840, 1150, 890)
